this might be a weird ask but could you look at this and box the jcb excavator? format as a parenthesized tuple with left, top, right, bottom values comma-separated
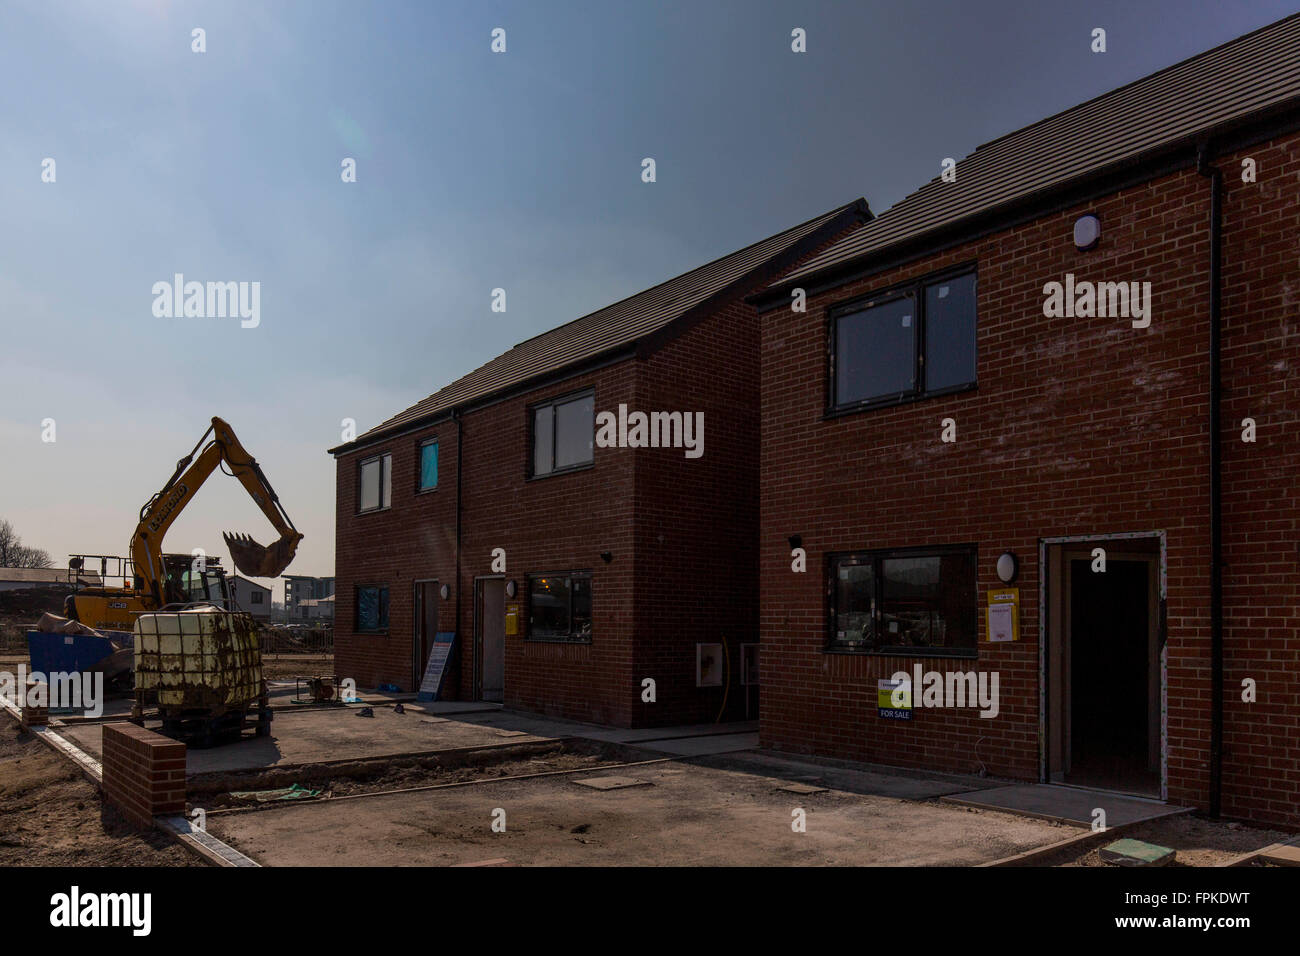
(66, 417, 303, 630)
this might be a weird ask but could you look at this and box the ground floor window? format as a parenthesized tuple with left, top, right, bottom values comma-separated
(356, 585, 390, 632)
(527, 572, 592, 642)
(827, 546, 977, 656)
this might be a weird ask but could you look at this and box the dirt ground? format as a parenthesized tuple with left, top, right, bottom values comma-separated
(1029, 813, 1293, 866)
(261, 655, 334, 680)
(0, 721, 196, 867)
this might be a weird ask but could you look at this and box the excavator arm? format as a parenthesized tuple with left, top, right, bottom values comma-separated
(131, 417, 303, 607)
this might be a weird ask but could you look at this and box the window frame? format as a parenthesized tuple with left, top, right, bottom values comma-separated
(825, 544, 979, 659)
(528, 389, 595, 480)
(525, 570, 593, 644)
(417, 438, 439, 493)
(826, 263, 978, 417)
(355, 584, 390, 634)
(357, 452, 392, 514)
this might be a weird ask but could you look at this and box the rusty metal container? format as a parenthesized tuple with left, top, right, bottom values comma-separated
(133, 607, 263, 716)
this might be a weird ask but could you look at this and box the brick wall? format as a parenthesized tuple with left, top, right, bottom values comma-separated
(758, 129, 1300, 826)
(101, 723, 186, 829)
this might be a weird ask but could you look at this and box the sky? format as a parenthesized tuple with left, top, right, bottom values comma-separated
(1, 0, 1295, 599)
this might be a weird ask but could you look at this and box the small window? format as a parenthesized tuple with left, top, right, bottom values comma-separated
(359, 453, 392, 512)
(527, 572, 592, 642)
(419, 440, 439, 491)
(827, 546, 977, 656)
(531, 392, 594, 477)
(250, 591, 264, 605)
(356, 585, 390, 632)
(831, 268, 976, 411)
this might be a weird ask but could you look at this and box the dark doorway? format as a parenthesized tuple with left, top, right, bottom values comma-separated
(476, 577, 505, 703)
(1067, 558, 1156, 794)
(413, 580, 439, 690)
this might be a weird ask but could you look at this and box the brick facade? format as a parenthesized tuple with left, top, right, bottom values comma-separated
(758, 131, 1300, 826)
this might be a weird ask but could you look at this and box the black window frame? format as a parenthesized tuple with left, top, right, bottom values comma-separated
(825, 544, 978, 659)
(417, 438, 439, 493)
(357, 452, 392, 514)
(525, 570, 593, 643)
(528, 389, 595, 479)
(826, 263, 978, 417)
(355, 584, 390, 633)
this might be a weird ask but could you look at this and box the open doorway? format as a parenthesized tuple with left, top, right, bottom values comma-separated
(412, 579, 439, 690)
(475, 577, 505, 703)
(1045, 535, 1163, 797)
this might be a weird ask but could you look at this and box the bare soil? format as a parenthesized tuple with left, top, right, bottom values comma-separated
(190, 740, 645, 811)
(1031, 813, 1293, 866)
(260, 654, 334, 680)
(0, 719, 197, 866)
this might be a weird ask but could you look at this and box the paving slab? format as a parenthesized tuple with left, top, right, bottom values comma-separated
(571, 776, 653, 791)
(699, 750, 996, 800)
(634, 732, 759, 756)
(941, 784, 1188, 828)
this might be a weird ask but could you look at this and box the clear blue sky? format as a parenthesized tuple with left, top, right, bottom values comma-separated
(1, 0, 1294, 597)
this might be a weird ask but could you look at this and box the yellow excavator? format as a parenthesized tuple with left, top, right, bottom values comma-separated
(66, 417, 303, 630)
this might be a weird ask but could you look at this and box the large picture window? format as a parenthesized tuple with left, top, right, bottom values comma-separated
(531, 391, 594, 477)
(527, 571, 592, 642)
(827, 546, 977, 656)
(356, 585, 390, 632)
(359, 453, 392, 512)
(831, 268, 976, 411)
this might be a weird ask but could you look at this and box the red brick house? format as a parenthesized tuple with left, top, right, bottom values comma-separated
(329, 201, 869, 726)
(749, 15, 1300, 826)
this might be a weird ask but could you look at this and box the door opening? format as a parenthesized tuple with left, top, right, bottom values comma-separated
(413, 580, 439, 691)
(476, 577, 505, 703)
(1046, 537, 1162, 797)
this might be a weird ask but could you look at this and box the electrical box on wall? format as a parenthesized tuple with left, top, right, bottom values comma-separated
(696, 642, 723, 687)
(740, 643, 759, 686)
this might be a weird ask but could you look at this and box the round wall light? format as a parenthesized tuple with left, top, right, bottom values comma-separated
(439, 583, 450, 600)
(505, 579, 517, 599)
(1073, 214, 1101, 251)
(996, 551, 1019, 584)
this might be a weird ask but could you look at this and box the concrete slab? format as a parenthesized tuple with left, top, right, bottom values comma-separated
(207, 759, 1070, 867)
(942, 785, 1188, 828)
(777, 782, 828, 794)
(57, 705, 555, 774)
(633, 732, 759, 756)
(698, 750, 995, 800)
(571, 776, 652, 791)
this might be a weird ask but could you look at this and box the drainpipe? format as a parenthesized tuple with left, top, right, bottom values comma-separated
(454, 409, 464, 694)
(1196, 144, 1223, 819)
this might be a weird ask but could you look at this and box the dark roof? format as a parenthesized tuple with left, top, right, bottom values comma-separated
(332, 200, 869, 453)
(768, 13, 1300, 292)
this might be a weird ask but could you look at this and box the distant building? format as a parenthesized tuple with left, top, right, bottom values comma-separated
(227, 575, 272, 621)
(298, 594, 335, 622)
(0, 567, 101, 592)
(283, 575, 334, 616)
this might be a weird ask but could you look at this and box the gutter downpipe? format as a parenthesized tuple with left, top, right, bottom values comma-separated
(1197, 143, 1223, 819)
(454, 408, 464, 694)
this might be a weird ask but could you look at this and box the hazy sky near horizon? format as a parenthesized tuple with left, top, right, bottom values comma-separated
(1, 0, 1294, 598)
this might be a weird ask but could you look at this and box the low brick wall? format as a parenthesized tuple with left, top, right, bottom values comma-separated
(101, 723, 186, 828)
(21, 680, 48, 727)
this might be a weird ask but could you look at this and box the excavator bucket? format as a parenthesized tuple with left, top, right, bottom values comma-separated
(224, 531, 303, 579)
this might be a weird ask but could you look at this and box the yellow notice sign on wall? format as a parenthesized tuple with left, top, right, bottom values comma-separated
(505, 606, 519, 636)
(986, 588, 1019, 642)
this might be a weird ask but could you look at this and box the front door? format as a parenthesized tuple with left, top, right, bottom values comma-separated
(479, 578, 505, 702)
(413, 580, 439, 690)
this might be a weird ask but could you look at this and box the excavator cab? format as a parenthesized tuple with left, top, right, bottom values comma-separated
(162, 554, 231, 608)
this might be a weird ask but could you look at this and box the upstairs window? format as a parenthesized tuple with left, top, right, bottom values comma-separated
(532, 391, 594, 477)
(831, 268, 976, 411)
(419, 440, 439, 491)
(359, 453, 391, 513)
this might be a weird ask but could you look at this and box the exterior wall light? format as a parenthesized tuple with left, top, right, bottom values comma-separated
(505, 579, 517, 599)
(788, 534, 802, 550)
(600, 551, 613, 563)
(1074, 214, 1101, 251)
(996, 551, 1019, 584)
(439, 583, 450, 600)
